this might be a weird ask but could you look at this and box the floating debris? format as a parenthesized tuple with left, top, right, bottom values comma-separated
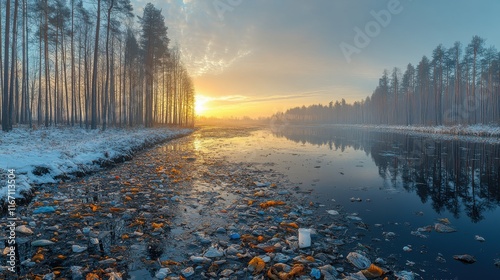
(394, 270, 415, 280)
(298, 228, 311, 248)
(475, 235, 486, 242)
(403, 245, 412, 252)
(346, 252, 371, 269)
(434, 223, 456, 233)
(453, 254, 476, 264)
(326, 209, 339, 215)
(361, 264, 387, 278)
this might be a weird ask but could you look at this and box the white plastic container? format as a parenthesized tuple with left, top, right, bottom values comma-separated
(298, 228, 311, 248)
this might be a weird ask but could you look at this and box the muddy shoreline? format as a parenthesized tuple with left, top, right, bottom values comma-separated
(1, 127, 417, 280)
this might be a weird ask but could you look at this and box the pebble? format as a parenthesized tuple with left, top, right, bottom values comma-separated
(219, 269, 234, 277)
(155, 268, 171, 279)
(72, 245, 87, 253)
(273, 253, 291, 263)
(189, 256, 211, 263)
(204, 246, 224, 258)
(31, 240, 55, 247)
(15, 225, 34, 235)
(182, 267, 194, 277)
(216, 227, 226, 234)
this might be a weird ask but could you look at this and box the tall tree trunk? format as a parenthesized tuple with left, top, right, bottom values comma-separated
(91, 0, 101, 129)
(2, 0, 11, 131)
(102, 0, 114, 130)
(8, 0, 19, 131)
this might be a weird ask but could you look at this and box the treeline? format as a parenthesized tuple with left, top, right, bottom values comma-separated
(274, 36, 500, 126)
(0, 0, 195, 132)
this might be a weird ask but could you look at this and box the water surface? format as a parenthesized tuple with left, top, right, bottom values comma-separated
(195, 125, 500, 279)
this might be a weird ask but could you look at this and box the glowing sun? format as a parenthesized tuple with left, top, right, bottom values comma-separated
(195, 94, 210, 115)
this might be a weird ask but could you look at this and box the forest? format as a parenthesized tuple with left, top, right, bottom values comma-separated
(0, 0, 195, 133)
(275, 36, 500, 127)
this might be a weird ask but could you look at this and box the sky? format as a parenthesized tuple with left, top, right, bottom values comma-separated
(131, 0, 500, 118)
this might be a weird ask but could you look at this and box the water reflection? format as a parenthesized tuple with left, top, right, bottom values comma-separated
(272, 125, 500, 222)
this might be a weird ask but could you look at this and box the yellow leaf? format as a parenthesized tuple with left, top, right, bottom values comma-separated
(248, 257, 266, 274)
(32, 253, 44, 262)
(259, 200, 286, 209)
(152, 222, 164, 229)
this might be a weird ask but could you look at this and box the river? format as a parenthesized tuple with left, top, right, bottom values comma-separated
(191, 124, 500, 279)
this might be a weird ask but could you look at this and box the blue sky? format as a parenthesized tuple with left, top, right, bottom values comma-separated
(131, 0, 500, 117)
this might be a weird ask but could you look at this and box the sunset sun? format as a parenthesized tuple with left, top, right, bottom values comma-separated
(195, 94, 210, 116)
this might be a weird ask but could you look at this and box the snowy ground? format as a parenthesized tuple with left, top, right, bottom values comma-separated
(327, 124, 500, 143)
(0, 126, 192, 202)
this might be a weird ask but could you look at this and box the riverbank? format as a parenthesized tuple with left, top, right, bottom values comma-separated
(316, 124, 500, 143)
(0, 126, 193, 206)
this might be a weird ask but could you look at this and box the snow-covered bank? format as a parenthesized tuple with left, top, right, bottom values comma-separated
(0, 126, 192, 202)
(324, 124, 500, 141)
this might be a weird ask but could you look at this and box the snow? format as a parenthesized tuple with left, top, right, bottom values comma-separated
(328, 124, 500, 143)
(0, 126, 192, 202)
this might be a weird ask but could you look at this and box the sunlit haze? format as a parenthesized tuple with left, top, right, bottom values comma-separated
(132, 0, 500, 118)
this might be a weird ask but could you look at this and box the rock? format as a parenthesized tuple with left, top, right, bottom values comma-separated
(46, 225, 59, 231)
(219, 269, 234, 277)
(346, 252, 371, 269)
(71, 266, 84, 280)
(204, 246, 224, 258)
(72, 245, 87, 253)
(98, 258, 116, 264)
(216, 227, 226, 234)
(453, 254, 476, 264)
(43, 272, 56, 280)
(225, 245, 240, 255)
(107, 272, 122, 280)
(155, 268, 171, 279)
(31, 239, 55, 247)
(15, 225, 34, 235)
(33, 206, 56, 214)
(273, 253, 291, 263)
(229, 233, 240, 240)
(82, 227, 91, 234)
(189, 256, 211, 263)
(90, 238, 99, 245)
(182, 267, 194, 277)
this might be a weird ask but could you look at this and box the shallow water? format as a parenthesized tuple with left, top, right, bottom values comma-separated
(193, 124, 500, 279)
